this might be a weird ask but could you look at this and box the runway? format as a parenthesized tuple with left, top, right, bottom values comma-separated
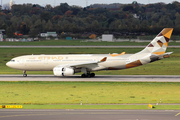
(0, 45, 180, 48)
(0, 109, 179, 120)
(0, 75, 180, 82)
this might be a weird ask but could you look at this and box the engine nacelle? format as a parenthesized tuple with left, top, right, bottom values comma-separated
(53, 66, 74, 76)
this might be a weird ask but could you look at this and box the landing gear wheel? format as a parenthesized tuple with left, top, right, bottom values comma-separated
(87, 74, 91, 78)
(90, 73, 95, 77)
(81, 74, 86, 78)
(23, 70, 27, 77)
(81, 73, 95, 78)
(23, 74, 27, 77)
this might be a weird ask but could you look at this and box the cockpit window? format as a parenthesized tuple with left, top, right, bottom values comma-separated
(10, 60, 15, 62)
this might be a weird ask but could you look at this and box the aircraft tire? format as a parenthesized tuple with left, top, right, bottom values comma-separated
(90, 73, 95, 77)
(87, 74, 91, 78)
(81, 74, 86, 78)
(23, 74, 27, 77)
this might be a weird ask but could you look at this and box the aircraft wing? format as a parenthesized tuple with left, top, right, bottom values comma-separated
(55, 57, 107, 69)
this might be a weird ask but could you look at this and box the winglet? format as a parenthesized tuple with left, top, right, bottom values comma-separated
(110, 52, 125, 57)
(121, 52, 125, 55)
(100, 57, 107, 62)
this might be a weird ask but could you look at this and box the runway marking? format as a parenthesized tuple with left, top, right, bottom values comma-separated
(0, 113, 64, 118)
(0, 112, 133, 118)
(175, 112, 180, 116)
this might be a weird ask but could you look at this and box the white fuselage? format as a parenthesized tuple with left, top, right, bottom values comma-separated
(6, 54, 135, 72)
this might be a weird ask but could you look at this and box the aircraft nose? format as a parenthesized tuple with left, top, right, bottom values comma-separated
(6, 61, 11, 67)
(6, 62, 10, 66)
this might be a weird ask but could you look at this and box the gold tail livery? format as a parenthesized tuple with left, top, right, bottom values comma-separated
(6, 28, 173, 77)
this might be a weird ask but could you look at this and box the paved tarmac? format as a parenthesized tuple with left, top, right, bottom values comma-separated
(0, 109, 180, 120)
(0, 75, 180, 82)
(1, 45, 180, 48)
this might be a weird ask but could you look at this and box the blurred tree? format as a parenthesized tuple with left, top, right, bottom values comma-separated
(65, 10, 73, 16)
(151, 13, 160, 22)
(30, 7, 42, 15)
(6, 25, 15, 37)
(2, 1, 180, 36)
(109, 20, 121, 29)
(131, 18, 140, 30)
(53, 6, 63, 15)
(175, 12, 180, 26)
(123, 5, 134, 11)
(41, 20, 46, 32)
(45, 4, 52, 11)
(11, 4, 33, 16)
(91, 20, 100, 32)
(59, 3, 70, 14)
(29, 26, 38, 38)
(71, 6, 81, 15)
(46, 20, 53, 31)
(40, 11, 52, 22)
(158, 16, 166, 27)
(141, 20, 149, 32)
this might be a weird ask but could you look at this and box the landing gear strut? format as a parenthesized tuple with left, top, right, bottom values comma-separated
(81, 73, 95, 78)
(23, 70, 27, 77)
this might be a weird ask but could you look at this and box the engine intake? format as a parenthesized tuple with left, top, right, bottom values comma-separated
(53, 66, 74, 76)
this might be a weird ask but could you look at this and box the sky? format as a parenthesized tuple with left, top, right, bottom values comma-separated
(2, 0, 174, 7)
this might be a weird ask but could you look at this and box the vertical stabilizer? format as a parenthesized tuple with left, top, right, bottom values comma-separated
(138, 28, 173, 55)
(125, 28, 173, 69)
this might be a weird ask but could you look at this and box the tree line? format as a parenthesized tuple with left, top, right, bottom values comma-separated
(0, 1, 180, 38)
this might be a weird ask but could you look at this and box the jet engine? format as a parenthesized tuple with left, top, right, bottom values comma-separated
(53, 66, 74, 76)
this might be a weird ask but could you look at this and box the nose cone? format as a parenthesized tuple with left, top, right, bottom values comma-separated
(6, 61, 17, 69)
(6, 62, 10, 67)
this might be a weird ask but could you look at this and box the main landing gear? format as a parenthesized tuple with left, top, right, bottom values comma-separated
(80, 68, 95, 78)
(81, 73, 95, 78)
(23, 70, 27, 77)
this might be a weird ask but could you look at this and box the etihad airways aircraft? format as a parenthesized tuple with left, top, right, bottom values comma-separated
(6, 28, 173, 77)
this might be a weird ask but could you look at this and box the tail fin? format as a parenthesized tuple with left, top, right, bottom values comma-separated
(138, 28, 173, 55)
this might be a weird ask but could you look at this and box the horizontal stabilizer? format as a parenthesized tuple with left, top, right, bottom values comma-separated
(159, 52, 173, 59)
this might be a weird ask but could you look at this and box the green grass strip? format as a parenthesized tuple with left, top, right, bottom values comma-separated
(0, 82, 180, 104)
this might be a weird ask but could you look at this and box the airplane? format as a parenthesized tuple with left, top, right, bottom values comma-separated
(6, 28, 173, 78)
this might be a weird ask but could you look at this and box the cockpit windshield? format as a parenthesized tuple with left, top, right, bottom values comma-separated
(10, 60, 15, 62)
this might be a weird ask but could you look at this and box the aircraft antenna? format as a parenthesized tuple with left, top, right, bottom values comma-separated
(86, 0, 88, 7)
(54, 0, 56, 7)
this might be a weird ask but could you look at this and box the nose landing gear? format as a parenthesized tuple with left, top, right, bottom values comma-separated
(23, 70, 27, 77)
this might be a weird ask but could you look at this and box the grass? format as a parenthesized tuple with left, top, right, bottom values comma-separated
(1, 47, 180, 75)
(1, 105, 180, 110)
(1, 40, 180, 46)
(0, 82, 180, 104)
(1, 40, 147, 46)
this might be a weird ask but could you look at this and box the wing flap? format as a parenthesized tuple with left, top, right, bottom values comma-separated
(71, 57, 107, 68)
